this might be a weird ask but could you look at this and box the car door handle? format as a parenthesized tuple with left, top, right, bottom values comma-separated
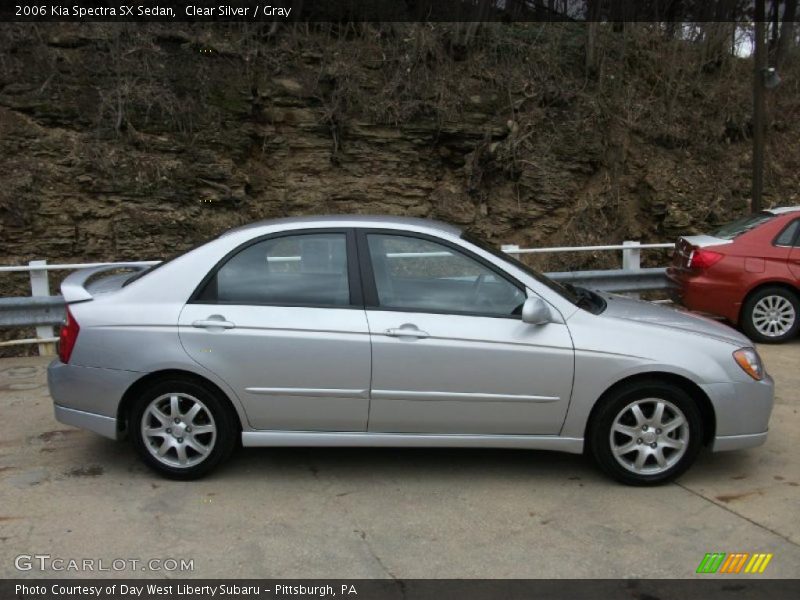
(192, 317, 235, 330)
(385, 325, 430, 339)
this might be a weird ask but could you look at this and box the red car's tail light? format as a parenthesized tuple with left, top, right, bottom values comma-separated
(58, 307, 80, 363)
(689, 249, 724, 270)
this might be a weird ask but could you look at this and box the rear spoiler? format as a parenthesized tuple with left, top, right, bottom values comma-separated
(61, 263, 153, 303)
(679, 235, 733, 249)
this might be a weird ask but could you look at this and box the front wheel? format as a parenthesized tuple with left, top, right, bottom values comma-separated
(589, 381, 703, 486)
(741, 286, 799, 344)
(130, 379, 238, 479)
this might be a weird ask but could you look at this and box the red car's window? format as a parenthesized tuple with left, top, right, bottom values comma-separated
(712, 212, 775, 240)
(775, 219, 800, 247)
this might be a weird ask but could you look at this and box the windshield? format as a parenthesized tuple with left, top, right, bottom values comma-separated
(461, 233, 581, 305)
(712, 212, 774, 240)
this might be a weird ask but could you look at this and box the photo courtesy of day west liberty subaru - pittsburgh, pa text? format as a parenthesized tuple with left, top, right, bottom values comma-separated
(15, 583, 352, 597)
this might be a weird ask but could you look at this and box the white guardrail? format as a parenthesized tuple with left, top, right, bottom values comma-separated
(0, 241, 675, 356)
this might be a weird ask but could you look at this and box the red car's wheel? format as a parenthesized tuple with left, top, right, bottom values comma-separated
(741, 286, 800, 344)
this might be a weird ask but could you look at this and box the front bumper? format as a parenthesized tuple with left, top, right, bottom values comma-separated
(702, 374, 774, 452)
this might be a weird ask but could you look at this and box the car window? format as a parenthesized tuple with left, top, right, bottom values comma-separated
(775, 219, 800, 247)
(366, 234, 526, 316)
(461, 232, 582, 306)
(203, 233, 350, 306)
(712, 212, 775, 240)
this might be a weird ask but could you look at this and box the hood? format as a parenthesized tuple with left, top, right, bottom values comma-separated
(598, 293, 751, 347)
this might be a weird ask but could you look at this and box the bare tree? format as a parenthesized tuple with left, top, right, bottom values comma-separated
(776, 0, 798, 68)
(585, 0, 601, 74)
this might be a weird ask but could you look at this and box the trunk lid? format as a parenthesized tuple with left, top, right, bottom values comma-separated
(672, 235, 732, 269)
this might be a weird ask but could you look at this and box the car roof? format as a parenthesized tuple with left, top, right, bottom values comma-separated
(221, 215, 463, 237)
(765, 206, 800, 215)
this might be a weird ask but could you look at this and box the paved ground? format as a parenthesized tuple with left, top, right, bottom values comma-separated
(0, 342, 798, 579)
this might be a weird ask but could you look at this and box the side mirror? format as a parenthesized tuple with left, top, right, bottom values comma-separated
(522, 296, 552, 325)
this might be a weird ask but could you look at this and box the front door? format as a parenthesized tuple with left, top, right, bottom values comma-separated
(179, 230, 371, 431)
(360, 231, 574, 435)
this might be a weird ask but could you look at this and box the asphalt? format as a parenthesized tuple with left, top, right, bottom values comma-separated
(0, 341, 798, 579)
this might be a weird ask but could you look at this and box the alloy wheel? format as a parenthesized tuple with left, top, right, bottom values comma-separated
(751, 294, 796, 338)
(140, 393, 217, 468)
(609, 398, 689, 476)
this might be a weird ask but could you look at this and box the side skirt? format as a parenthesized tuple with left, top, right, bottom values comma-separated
(241, 431, 584, 454)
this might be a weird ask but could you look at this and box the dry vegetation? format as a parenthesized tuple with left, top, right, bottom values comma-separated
(1, 21, 800, 281)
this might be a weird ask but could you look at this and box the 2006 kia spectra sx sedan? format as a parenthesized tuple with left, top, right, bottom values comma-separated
(48, 216, 774, 485)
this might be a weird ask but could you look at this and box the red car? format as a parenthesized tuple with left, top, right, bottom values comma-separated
(667, 206, 800, 343)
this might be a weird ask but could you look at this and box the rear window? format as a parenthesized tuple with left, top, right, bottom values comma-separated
(711, 212, 775, 240)
(775, 220, 800, 246)
(198, 232, 350, 306)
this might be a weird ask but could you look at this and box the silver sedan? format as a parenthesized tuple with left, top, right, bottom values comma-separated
(47, 216, 774, 485)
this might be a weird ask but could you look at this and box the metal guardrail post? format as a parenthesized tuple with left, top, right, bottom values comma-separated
(622, 241, 641, 270)
(29, 260, 56, 356)
(501, 244, 521, 259)
(622, 241, 642, 299)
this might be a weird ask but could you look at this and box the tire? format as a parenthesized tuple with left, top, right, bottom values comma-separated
(129, 379, 238, 480)
(588, 381, 703, 486)
(741, 286, 800, 344)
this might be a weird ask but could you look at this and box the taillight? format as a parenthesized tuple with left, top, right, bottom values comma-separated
(689, 249, 724, 270)
(58, 307, 80, 363)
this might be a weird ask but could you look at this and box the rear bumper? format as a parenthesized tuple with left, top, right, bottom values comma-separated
(713, 431, 768, 452)
(47, 359, 141, 438)
(666, 268, 742, 323)
(54, 404, 120, 440)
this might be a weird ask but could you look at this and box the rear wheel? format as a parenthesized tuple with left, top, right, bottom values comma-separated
(130, 379, 238, 479)
(741, 286, 799, 344)
(589, 381, 703, 486)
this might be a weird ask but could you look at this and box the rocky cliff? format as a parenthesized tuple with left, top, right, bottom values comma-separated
(1, 22, 799, 281)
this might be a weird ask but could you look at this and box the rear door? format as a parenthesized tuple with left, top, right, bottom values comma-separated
(780, 219, 800, 279)
(179, 229, 371, 431)
(359, 230, 574, 435)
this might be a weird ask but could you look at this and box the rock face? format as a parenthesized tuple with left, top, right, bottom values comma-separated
(1, 23, 799, 286)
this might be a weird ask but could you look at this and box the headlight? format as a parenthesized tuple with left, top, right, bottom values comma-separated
(733, 348, 764, 381)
